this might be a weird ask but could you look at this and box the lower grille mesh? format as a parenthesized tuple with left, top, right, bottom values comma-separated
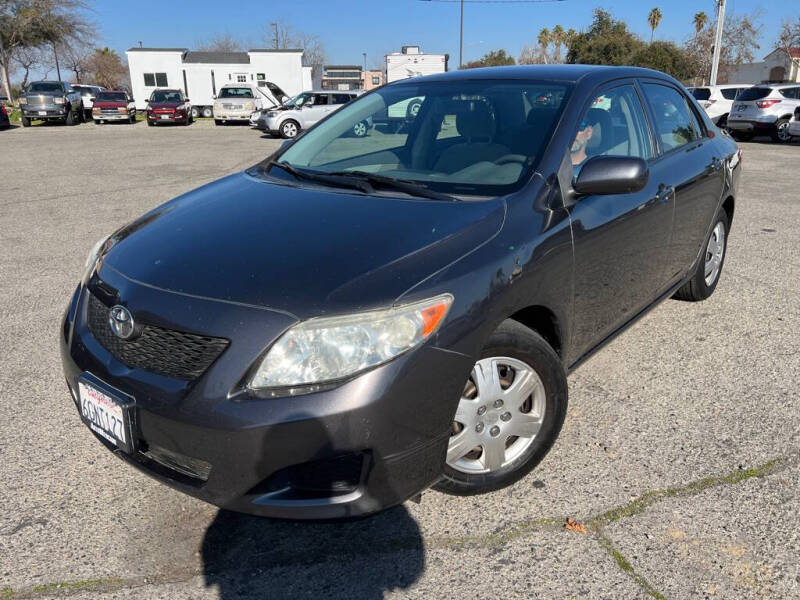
(86, 292, 228, 380)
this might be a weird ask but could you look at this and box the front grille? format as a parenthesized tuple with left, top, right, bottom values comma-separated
(86, 292, 228, 380)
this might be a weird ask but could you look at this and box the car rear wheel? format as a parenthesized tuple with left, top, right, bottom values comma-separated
(201, 106, 213, 118)
(190, 106, 200, 119)
(352, 120, 368, 137)
(435, 320, 567, 496)
(674, 209, 729, 302)
(280, 119, 300, 139)
(773, 118, 792, 143)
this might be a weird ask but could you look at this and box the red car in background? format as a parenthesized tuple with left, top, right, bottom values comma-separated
(92, 90, 136, 124)
(146, 89, 192, 126)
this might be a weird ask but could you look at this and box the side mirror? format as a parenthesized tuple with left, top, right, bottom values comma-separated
(184, 97, 190, 102)
(573, 155, 649, 196)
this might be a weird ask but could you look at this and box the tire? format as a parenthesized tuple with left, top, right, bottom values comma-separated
(190, 106, 199, 119)
(214, 119, 222, 126)
(280, 119, 300, 139)
(435, 319, 568, 496)
(352, 120, 368, 137)
(21, 115, 30, 127)
(77, 104, 85, 123)
(674, 209, 729, 302)
(184, 114, 190, 126)
(147, 119, 154, 127)
(98, 120, 104, 125)
(772, 118, 792, 143)
(129, 112, 136, 124)
(732, 131, 753, 142)
(201, 106, 213, 118)
(65, 108, 75, 126)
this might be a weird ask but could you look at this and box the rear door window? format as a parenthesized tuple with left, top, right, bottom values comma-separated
(642, 83, 702, 153)
(691, 88, 711, 101)
(779, 87, 799, 99)
(720, 88, 741, 100)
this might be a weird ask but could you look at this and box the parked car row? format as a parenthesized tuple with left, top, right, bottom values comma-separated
(689, 82, 800, 142)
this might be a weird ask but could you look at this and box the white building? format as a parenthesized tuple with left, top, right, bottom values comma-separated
(385, 46, 448, 83)
(126, 47, 313, 113)
(725, 47, 800, 84)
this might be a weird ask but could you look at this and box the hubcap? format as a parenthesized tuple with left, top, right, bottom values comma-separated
(284, 122, 297, 137)
(778, 122, 791, 141)
(446, 357, 546, 474)
(354, 122, 366, 136)
(704, 221, 726, 286)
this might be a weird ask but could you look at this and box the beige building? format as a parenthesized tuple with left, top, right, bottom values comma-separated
(362, 69, 384, 90)
(725, 47, 800, 84)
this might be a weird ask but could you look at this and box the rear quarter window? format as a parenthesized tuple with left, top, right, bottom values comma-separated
(720, 88, 741, 100)
(691, 88, 711, 101)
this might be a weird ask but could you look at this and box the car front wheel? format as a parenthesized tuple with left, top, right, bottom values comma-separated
(352, 120, 368, 137)
(280, 119, 300, 139)
(674, 209, 729, 301)
(435, 320, 567, 496)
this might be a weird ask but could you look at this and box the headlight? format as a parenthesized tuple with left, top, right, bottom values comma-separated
(266, 111, 278, 117)
(54, 97, 65, 105)
(249, 294, 453, 391)
(18, 97, 27, 105)
(83, 235, 111, 281)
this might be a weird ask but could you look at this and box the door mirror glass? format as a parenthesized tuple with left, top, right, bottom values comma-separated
(573, 156, 649, 195)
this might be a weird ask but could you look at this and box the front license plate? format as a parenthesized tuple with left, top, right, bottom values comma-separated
(78, 375, 134, 453)
(38, 111, 47, 115)
(160, 114, 170, 120)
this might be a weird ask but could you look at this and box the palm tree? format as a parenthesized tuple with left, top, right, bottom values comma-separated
(538, 28, 551, 64)
(693, 11, 708, 35)
(648, 7, 663, 43)
(551, 24, 565, 63)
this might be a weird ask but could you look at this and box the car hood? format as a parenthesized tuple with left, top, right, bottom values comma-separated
(102, 172, 505, 318)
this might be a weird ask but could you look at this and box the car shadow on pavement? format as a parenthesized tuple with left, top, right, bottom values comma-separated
(200, 412, 425, 599)
(201, 505, 424, 599)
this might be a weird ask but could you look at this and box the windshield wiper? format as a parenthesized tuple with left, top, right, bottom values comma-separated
(266, 161, 372, 193)
(328, 170, 460, 202)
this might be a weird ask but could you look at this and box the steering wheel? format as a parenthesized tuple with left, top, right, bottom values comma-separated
(494, 154, 528, 166)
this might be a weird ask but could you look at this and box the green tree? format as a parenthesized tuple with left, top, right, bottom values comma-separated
(462, 49, 515, 69)
(537, 28, 551, 64)
(629, 41, 696, 80)
(693, 11, 708, 35)
(86, 47, 127, 89)
(567, 9, 644, 66)
(648, 7, 663, 43)
(551, 24, 565, 63)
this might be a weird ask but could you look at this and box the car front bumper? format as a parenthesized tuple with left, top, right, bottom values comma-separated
(94, 113, 133, 121)
(148, 112, 188, 123)
(60, 268, 472, 519)
(22, 106, 67, 119)
(213, 109, 252, 121)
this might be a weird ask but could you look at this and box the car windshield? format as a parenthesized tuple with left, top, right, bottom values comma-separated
(285, 92, 312, 107)
(97, 92, 128, 102)
(28, 82, 63, 93)
(690, 88, 711, 101)
(270, 79, 571, 197)
(737, 87, 771, 101)
(150, 91, 182, 103)
(219, 87, 254, 99)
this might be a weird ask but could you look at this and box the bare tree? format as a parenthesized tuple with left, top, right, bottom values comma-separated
(684, 11, 762, 85)
(776, 18, 800, 53)
(14, 45, 48, 88)
(195, 32, 244, 53)
(57, 41, 91, 83)
(262, 21, 326, 81)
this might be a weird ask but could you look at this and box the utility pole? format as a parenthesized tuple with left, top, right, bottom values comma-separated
(709, 0, 726, 86)
(459, 0, 464, 68)
(271, 22, 279, 49)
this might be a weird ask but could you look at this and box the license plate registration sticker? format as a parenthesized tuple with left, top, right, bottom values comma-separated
(78, 378, 132, 452)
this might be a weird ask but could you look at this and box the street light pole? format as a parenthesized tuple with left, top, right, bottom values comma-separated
(271, 22, 279, 49)
(459, 0, 464, 68)
(709, 0, 726, 86)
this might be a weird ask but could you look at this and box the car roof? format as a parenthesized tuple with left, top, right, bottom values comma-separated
(151, 88, 182, 92)
(395, 64, 675, 86)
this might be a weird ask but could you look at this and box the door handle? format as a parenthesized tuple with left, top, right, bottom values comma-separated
(655, 184, 674, 204)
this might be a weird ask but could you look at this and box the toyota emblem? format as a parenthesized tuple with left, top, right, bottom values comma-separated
(108, 305, 135, 340)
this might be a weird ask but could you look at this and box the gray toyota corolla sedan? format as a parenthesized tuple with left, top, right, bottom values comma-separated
(62, 65, 740, 519)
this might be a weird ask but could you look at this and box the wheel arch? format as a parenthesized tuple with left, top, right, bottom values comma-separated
(722, 195, 735, 227)
(507, 305, 562, 358)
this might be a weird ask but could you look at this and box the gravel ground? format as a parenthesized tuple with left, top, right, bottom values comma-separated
(0, 121, 798, 600)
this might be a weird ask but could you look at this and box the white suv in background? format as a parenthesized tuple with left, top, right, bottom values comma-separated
(727, 83, 800, 142)
(257, 90, 363, 138)
(788, 106, 800, 139)
(688, 84, 749, 128)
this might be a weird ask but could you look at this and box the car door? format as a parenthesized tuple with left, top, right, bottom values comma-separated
(568, 81, 675, 357)
(639, 81, 725, 281)
(301, 94, 330, 127)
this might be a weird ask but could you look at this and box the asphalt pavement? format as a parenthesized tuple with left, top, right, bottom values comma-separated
(0, 121, 798, 599)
